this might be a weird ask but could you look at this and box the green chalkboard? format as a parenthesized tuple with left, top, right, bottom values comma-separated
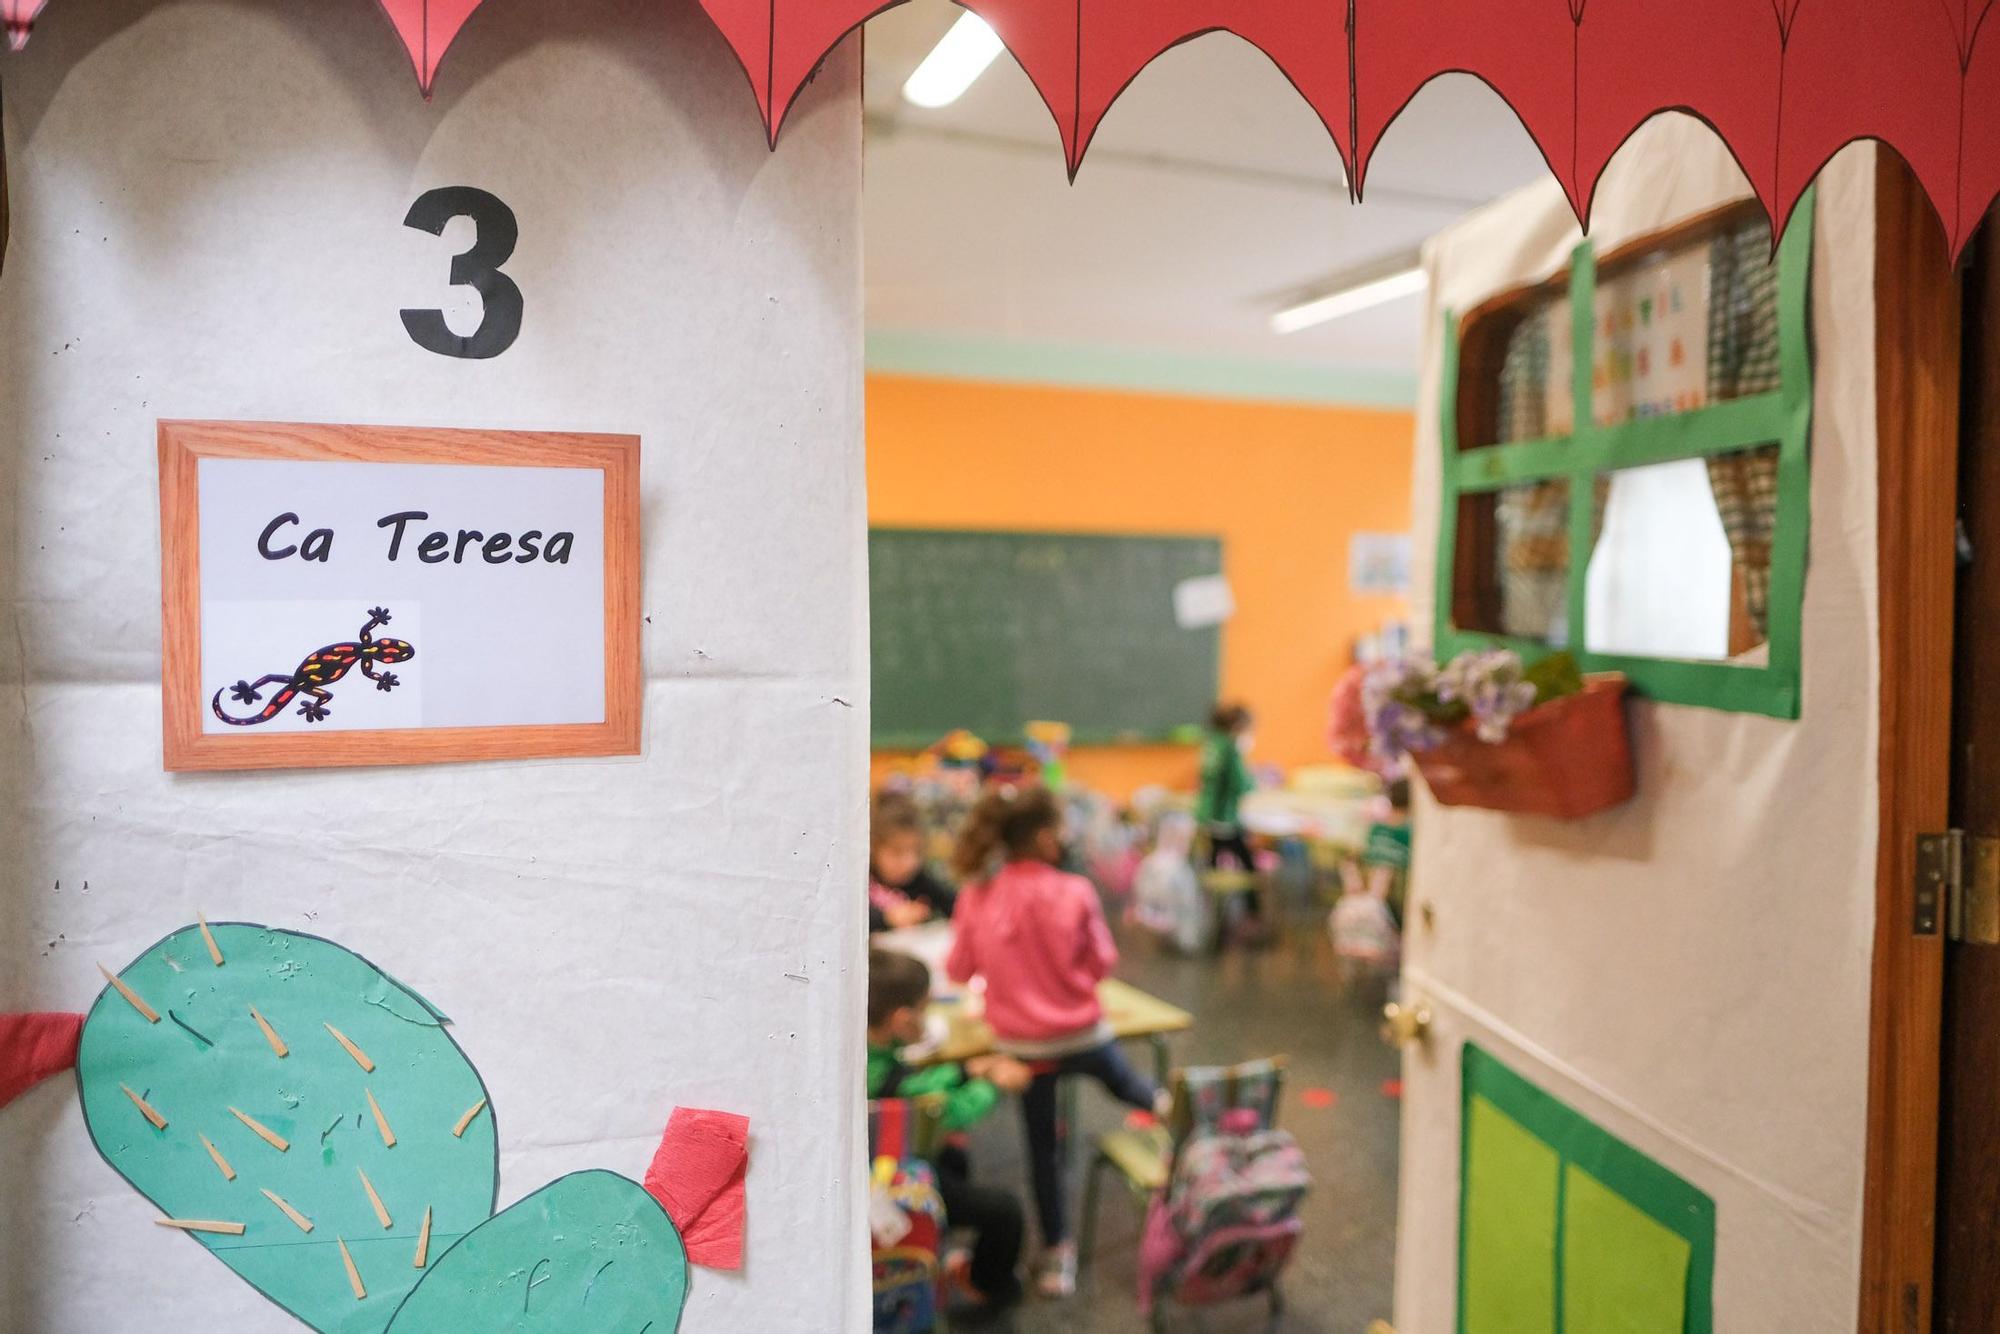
(869, 528, 1223, 747)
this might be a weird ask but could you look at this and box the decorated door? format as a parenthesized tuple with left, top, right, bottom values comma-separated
(1397, 120, 1892, 1332)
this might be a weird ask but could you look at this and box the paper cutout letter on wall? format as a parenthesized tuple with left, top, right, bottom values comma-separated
(385, 1169, 689, 1331)
(644, 1106, 750, 1270)
(0, 1010, 83, 1109)
(76, 924, 499, 1332)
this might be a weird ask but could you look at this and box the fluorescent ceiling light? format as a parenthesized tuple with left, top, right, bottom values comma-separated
(1271, 267, 1429, 334)
(902, 13, 1005, 109)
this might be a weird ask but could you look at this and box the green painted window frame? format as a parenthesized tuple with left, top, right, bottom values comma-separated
(1434, 190, 1816, 718)
(1458, 1042, 1717, 1334)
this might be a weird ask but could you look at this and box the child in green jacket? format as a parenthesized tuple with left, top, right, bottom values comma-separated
(1197, 701, 1265, 935)
(867, 948, 1029, 1308)
(1195, 701, 1257, 867)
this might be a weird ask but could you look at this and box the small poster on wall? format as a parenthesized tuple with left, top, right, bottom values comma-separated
(158, 420, 641, 771)
(1589, 247, 1711, 426)
(1349, 532, 1413, 596)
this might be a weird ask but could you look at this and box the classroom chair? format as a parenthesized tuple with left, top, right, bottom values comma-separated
(1307, 836, 1354, 903)
(869, 1092, 950, 1163)
(1077, 1056, 1288, 1267)
(1192, 829, 1264, 950)
(1342, 837, 1412, 932)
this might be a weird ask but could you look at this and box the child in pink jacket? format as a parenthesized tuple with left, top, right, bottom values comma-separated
(946, 785, 1162, 1297)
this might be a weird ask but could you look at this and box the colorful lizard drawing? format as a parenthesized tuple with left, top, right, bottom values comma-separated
(210, 606, 414, 726)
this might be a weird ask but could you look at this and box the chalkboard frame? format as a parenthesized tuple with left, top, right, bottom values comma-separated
(868, 526, 1224, 750)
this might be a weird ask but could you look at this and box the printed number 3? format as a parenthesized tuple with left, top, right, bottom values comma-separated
(400, 186, 523, 360)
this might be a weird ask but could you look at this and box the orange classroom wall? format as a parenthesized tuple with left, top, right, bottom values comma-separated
(866, 374, 1415, 802)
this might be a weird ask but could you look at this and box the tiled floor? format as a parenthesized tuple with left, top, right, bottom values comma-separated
(948, 900, 1402, 1332)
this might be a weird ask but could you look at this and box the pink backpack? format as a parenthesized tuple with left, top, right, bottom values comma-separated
(1137, 1105, 1310, 1318)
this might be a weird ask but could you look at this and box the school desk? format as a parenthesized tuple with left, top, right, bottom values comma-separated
(1238, 786, 1374, 847)
(921, 977, 1193, 1087)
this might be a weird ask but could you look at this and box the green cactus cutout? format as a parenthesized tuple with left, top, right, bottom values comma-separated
(385, 1170, 689, 1332)
(76, 924, 498, 1334)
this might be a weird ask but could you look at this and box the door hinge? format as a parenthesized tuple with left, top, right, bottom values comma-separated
(1915, 830, 2000, 943)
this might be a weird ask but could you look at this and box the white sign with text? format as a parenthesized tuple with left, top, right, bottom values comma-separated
(196, 457, 606, 734)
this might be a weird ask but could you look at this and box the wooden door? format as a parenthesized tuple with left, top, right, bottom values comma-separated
(1936, 223, 2000, 1332)
(1860, 151, 1962, 1334)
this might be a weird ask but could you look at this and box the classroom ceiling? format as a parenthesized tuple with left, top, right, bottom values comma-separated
(861, 3, 1553, 388)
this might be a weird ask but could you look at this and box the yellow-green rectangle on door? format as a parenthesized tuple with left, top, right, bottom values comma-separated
(1457, 1043, 1714, 1334)
(1461, 1094, 1560, 1331)
(1563, 1164, 1692, 1333)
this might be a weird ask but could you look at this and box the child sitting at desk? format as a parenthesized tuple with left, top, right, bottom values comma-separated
(945, 785, 1166, 1298)
(869, 791, 958, 933)
(867, 948, 1030, 1309)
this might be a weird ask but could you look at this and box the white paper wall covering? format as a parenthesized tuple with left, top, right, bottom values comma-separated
(0, 1, 868, 1329)
(1395, 120, 1879, 1333)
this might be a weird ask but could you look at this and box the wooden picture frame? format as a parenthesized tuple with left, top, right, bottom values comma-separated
(158, 420, 641, 771)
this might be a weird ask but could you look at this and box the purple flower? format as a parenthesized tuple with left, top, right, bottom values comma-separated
(1360, 655, 1446, 766)
(1440, 650, 1537, 744)
(1358, 647, 1543, 764)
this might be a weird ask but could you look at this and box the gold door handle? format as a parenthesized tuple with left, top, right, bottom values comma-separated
(1380, 997, 1432, 1049)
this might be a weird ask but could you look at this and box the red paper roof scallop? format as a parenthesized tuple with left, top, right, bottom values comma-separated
(2, 0, 49, 53)
(964, 0, 1351, 180)
(2, 0, 1996, 257)
(697, 0, 910, 147)
(375, 0, 489, 96)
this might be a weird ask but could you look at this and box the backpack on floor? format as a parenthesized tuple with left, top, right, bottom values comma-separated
(1139, 1108, 1311, 1315)
(869, 1100, 947, 1334)
(1330, 887, 1402, 966)
(1132, 813, 1208, 953)
(869, 1159, 944, 1333)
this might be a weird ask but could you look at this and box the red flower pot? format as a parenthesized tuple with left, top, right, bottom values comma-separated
(1411, 675, 1634, 819)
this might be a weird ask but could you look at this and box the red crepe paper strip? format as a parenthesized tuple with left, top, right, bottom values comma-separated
(1, 0, 48, 53)
(0, 1012, 84, 1110)
(375, 0, 489, 97)
(697, 0, 900, 147)
(643, 1106, 750, 1270)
